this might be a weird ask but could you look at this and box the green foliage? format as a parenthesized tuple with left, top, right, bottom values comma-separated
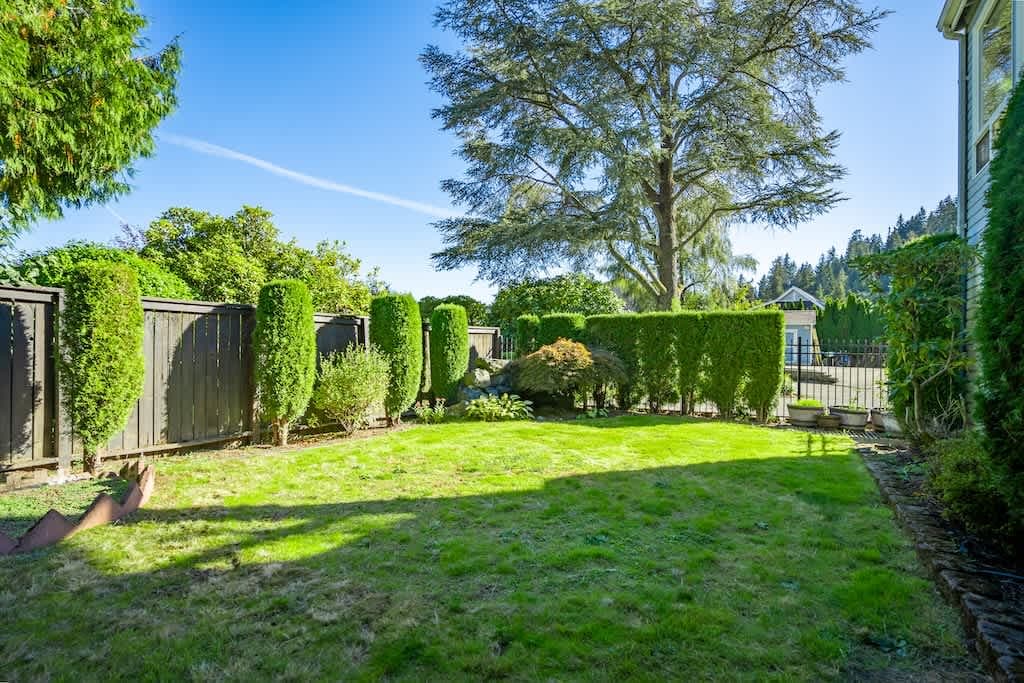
(8, 242, 195, 298)
(138, 206, 380, 311)
(792, 399, 823, 408)
(537, 313, 586, 346)
(742, 311, 786, 421)
(414, 400, 448, 424)
(370, 294, 423, 421)
(927, 434, 1022, 556)
(429, 304, 469, 403)
(585, 314, 639, 408)
(489, 275, 623, 332)
(636, 313, 679, 411)
(253, 280, 317, 444)
(816, 294, 884, 348)
(59, 261, 145, 467)
(0, 0, 180, 242)
(513, 338, 594, 399)
(673, 312, 707, 414)
(581, 348, 628, 411)
(701, 313, 753, 418)
(976, 79, 1024, 517)
(464, 394, 533, 421)
(515, 314, 540, 356)
(311, 346, 389, 434)
(419, 295, 489, 326)
(855, 234, 974, 440)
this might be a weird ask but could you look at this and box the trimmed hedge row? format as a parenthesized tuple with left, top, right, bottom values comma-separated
(536, 313, 586, 346)
(515, 314, 540, 356)
(582, 310, 785, 419)
(429, 303, 469, 403)
(370, 293, 423, 423)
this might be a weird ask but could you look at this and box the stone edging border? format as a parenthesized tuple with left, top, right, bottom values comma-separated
(860, 449, 1024, 682)
(0, 465, 156, 556)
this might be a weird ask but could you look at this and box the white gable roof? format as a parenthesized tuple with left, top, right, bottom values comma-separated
(764, 286, 825, 310)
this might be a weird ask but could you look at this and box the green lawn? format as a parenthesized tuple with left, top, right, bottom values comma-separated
(0, 417, 974, 680)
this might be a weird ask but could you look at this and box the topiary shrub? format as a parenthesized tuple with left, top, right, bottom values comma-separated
(537, 313, 586, 346)
(673, 312, 707, 414)
(513, 338, 593, 407)
(430, 303, 469, 403)
(636, 313, 679, 412)
(370, 293, 423, 424)
(59, 261, 145, 472)
(253, 280, 317, 445)
(742, 310, 786, 422)
(311, 345, 389, 434)
(585, 314, 638, 408)
(515, 314, 540, 356)
(976, 78, 1024, 525)
(701, 312, 749, 418)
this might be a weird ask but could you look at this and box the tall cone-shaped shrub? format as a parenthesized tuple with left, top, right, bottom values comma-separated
(370, 294, 423, 424)
(430, 304, 469, 403)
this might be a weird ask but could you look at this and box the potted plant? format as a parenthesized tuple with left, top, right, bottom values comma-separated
(816, 412, 841, 429)
(829, 393, 869, 428)
(787, 398, 824, 427)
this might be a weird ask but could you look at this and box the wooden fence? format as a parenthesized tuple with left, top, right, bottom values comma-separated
(1, 285, 499, 474)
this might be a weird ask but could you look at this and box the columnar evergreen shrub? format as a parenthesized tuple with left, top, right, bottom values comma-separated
(582, 348, 628, 410)
(253, 280, 317, 445)
(815, 294, 883, 349)
(976, 79, 1024, 536)
(311, 345, 389, 434)
(370, 293, 423, 423)
(537, 313, 586, 346)
(429, 304, 469, 402)
(742, 311, 786, 421)
(673, 312, 707, 414)
(585, 314, 638, 408)
(515, 314, 540, 356)
(636, 313, 679, 411)
(60, 261, 145, 472)
(701, 312, 750, 418)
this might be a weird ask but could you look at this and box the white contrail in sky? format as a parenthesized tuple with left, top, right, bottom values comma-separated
(162, 133, 457, 219)
(103, 204, 128, 224)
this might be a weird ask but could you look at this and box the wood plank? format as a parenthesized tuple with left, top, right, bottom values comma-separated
(204, 314, 219, 438)
(217, 313, 231, 436)
(153, 311, 169, 445)
(42, 299, 55, 460)
(178, 313, 195, 442)
(11, 303, 35, 463)
(0, 302, 13, 465)
(137, 313, 156, 448)
(31, 301, 47, 461)
(193, 315, 208, 440)
(240, 311, 256, 435)
(228, 313, 242, 434)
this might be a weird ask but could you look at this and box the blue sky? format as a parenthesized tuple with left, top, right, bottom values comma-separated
(17, 1, 958, 301)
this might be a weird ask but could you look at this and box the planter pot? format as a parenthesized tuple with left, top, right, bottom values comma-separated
(870, 408, 886, 431)
(829, 406, 869, 429)
(788, 404, 824, 427)
(816, 414, 842, 429)
(878, 411, 904, 436)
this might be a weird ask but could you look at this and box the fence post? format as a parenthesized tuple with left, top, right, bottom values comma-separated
(796, 337, 803, 401)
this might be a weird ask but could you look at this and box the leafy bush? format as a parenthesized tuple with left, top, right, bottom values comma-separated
(742, 311, 786, 421)
(253, 280, 317, 445)
(311, 345, 389, 434)
(976, 78, 1024, 520)
(636, 313, 679, 411)
(582, 348, 628, 410)
(515, 314, 540, 356)
(673, 312, 707, 414)
(537, 313, 586, 346)
(10, 242, 195, 298)
(465, 393, 533, 421)
(585, 314, 638, 408)
(513, 338, 593, 401)
(59, 261, 145, 472)
(927, 433, 1021, 555)
(415, 399, 448, 424)
(419, 295, 489, 325)
(490, 274, 624, 332)
(370, 293, 423, 423)
(429, 304, 469, 402)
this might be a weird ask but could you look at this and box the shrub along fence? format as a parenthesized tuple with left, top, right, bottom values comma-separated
(0, 285, 500, 476)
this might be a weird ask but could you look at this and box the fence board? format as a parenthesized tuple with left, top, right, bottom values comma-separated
(11, 303, 35, 463)
(204, 315, 219, 439)
(0, 301, 13, 464)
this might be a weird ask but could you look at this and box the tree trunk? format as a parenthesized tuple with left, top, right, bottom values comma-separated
(276, 419, 289, 447)
(84, 446, 104, 475)
(654, 123, 679, 310)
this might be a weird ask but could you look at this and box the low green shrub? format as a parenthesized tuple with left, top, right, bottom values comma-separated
(537, 313, 586, 346)
(465, 393, 533, 421)
(513, 338, 593, 401)
(370, 294, 423, 423)
(791, 398, 823, 408)
(60, 261, 145, 472)
(637, 313, 679, 411)
(584, 314, 638, 408)
(311, 345, 389, 434)
(414, 399, 448, 424)
(515, 314, 540, 356)
(927, 433, 1021, 556)
(429, 304, 469, 403)
(254, 280, 317, 445)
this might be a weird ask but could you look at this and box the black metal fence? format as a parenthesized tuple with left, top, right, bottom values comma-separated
(782, 339, 888, 417)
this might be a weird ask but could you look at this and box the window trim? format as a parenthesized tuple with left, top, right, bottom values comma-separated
(972, 0, 1014, 174)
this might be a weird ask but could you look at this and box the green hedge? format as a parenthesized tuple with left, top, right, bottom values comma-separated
(537, 313, 586, 346)
(673, 312, 707, 414)
(253, 280, 317, 445)
(370, 293, 423, 422)
(515, 314, 540, 356)
(429, 304, 469, 403)
(60, 261, 145, 471)
(701, 312, 750, 418)
(636, 313, 679, 410)
(584, 314, 639, 408)
(742, 311, 786, 421)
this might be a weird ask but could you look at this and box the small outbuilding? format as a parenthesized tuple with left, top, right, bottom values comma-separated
(762, 286, 824, 362)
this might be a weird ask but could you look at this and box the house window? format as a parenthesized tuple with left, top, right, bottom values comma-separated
(980, 0, 1013, 124)
(977, 129, 991, 173)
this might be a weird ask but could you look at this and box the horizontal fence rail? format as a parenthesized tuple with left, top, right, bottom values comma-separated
(1, 285, 501, 474)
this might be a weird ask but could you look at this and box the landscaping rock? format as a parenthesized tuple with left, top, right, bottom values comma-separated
(463, 368, 491, 388)
(459, 386, 484, 402)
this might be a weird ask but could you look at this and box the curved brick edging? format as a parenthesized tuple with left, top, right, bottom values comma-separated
(0, 465, 155, 556)
(860, 448, 1024, 682)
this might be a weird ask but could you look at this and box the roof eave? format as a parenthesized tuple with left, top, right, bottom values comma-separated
(938, 0, 971, 38)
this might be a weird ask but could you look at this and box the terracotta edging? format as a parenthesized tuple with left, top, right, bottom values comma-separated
(860, 450, 1024, 682)
(0, 465, 155, 556)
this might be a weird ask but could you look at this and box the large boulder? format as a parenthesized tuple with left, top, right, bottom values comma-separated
(463, 368, 491, 388)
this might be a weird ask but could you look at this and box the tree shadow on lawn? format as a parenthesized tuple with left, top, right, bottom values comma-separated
(0, 440, 979, 681)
